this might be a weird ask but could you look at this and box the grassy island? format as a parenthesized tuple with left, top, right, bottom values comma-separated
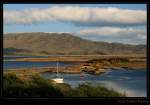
(4, 55, 146, 75)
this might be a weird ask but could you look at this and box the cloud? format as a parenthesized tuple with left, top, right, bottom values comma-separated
(4, 6, 146, 26)
(74, 27, 146, 44)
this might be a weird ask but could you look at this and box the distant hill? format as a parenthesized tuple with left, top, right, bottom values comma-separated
(4, 32, 146, 55)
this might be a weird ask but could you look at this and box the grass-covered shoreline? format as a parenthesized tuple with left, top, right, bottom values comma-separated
(3, 73, 125, 97)
(4, 55, 146, 75)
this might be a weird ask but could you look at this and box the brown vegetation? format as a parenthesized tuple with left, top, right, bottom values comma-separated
(4, 56, 146, 76)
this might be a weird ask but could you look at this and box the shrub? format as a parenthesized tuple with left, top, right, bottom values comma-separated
(3, 73, 125, 97)
(74, 83, 123, 97)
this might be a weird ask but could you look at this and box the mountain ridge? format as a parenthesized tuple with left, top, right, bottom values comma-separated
(4, 32, 146, 55)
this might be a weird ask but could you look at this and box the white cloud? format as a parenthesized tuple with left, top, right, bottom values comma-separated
(75, 27, 146, 44)
(4, 6, 146, 26)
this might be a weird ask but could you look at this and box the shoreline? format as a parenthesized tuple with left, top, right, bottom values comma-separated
(4, 65, 147, 75)
(4, 55, 147, 75)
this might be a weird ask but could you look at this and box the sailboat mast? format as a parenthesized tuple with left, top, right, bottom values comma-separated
(56, 58, 59, 77)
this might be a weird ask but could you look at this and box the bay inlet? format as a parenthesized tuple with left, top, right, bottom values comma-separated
(4, 57, 147, 97)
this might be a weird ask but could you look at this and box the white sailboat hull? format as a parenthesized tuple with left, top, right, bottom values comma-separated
(51, 61, 64, 83)
(52, 78, 64, 83)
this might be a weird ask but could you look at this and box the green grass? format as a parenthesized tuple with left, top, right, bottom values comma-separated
(3, 73, 125, 97)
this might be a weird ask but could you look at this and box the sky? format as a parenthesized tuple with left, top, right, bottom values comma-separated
(3, 4, 147, 45)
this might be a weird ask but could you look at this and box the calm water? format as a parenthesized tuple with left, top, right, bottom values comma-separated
(3, 57, 147, 97)
(4, 61, 73, 70)
(41, 69, 147, 97)
(3, 56, 49, 60)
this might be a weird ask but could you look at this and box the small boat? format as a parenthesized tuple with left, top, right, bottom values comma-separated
(51, 60, 64, 83)
(80, 73, 85, 80)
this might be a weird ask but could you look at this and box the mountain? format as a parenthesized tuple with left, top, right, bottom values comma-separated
(3, 32, 146, 55)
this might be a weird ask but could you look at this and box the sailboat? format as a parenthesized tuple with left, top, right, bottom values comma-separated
(51, 60, 64, 83)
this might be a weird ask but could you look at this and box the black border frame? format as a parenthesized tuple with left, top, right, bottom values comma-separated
(0, 1, 149, 104)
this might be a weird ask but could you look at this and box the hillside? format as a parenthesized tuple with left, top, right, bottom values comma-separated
(4, 32, 146, 55)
